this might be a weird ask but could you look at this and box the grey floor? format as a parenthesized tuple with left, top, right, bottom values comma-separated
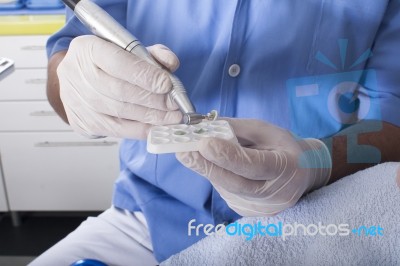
(0, 256, 36, 266)
(0, 212, 100, 265)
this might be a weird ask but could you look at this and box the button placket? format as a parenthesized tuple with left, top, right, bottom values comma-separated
(218, 0, 249, 117)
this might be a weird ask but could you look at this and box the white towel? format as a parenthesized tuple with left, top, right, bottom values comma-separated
(162, 162, 400, 266)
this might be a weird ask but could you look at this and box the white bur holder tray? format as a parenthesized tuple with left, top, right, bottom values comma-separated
(147, 120, 237, 154)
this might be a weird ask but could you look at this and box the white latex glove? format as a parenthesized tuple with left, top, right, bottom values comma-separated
(57, 35, 182, 139)
(176, 118, 332, 216)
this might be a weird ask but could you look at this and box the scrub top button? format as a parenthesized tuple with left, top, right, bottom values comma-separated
(228, 64, 241, 77)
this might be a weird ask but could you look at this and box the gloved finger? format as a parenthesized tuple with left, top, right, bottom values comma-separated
(214, 176, 305, 216)
(146, 44, 180, 110)
(74, 35, 173, 94)
(61, 81, 182, 126)
(224, 118, 291, 148)
(176, 151, 304, 216)
(90, 98, 182, 125)
(176, 151, 265, 196)
(207, 183, 281, 216)
(206, 175, 299, 217)
(91, 66, 178, 111)
(198, 137, 288, 181)
(147, 44, 180, 72)
(166, 94, 179, 111)
(63, 104, 151, 139)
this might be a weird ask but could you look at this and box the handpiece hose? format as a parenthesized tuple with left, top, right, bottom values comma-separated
(63, 0, 204, 124)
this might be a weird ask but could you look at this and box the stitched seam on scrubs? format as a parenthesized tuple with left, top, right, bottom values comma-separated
(219, 0, 248, 117)
(136, 195, 171, 208)
(217, 1, 239, 116)
(154, 154, 160, 186)
(306, 0, 326, 74)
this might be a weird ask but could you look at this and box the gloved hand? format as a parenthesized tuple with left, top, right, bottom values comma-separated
(57, 35, 182, 139)
(176, 118, 332, 216)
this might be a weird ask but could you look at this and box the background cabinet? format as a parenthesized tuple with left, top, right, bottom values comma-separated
(0, 35, 120, 213)
(0, 169, 8, 212)
(0, 132, 119, 211)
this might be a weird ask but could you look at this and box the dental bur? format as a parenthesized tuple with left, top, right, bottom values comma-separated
(63, 0, 217, 125)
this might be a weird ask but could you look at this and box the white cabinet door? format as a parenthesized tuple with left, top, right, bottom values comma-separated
(0, 101, 71, 131)
(0, 68, 47, 101)
(0, 132, 120, 211)
(0, 35, 49, 68)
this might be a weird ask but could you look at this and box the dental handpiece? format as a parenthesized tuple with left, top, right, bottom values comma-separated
(63, 0, 213, 125)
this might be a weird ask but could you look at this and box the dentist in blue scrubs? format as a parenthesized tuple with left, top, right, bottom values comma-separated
(31, 0, 400, 265)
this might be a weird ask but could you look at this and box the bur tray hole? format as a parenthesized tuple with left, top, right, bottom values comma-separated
(173, 136, 191, 143)
(173, 130, 188, 136)
(193, 128, 209, 134)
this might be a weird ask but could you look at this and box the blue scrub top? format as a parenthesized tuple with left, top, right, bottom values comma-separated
(47, 0, 400, 262)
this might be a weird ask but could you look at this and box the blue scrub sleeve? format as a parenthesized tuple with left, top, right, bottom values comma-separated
(363, 0, 400, 127)
(46, 0, 128, 59)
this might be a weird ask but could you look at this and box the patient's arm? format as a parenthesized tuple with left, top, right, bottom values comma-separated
(325, 120, 400, 183)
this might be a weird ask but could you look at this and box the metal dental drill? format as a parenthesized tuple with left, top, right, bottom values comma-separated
(63, 0, 217, 125)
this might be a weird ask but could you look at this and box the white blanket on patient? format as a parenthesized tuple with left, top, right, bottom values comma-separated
(162, 162, 400, 266)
